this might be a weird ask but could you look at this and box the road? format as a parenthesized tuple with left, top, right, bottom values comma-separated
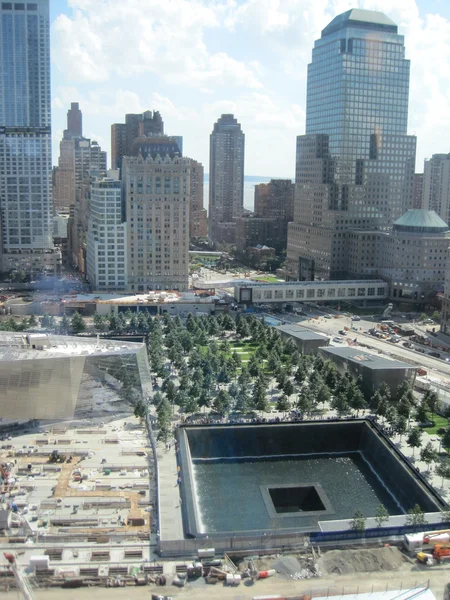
(281, 311, 450, 380)
(4, 564, 450, 599)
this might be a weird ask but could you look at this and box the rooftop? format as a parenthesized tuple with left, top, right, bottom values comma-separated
(322, 9, 398, 37)
(277, 324, 329, 341)
(393, 209, 449, 234)
(322, 346, 416, 370)
(0, 333, 144, 362)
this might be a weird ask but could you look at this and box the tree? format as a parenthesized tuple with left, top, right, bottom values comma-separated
(134, 399, 148, 420)
(28, 314, 37, 327)
(349, 510, 366, 532)
(440, 508, 450, 523)
(407, 428, 423, 456)
(420, 441, 438, 472)
(395, 415, 408, 441)
(442, 426, 450, 452)
(213, 389, 231, 415)
(317, 384, 331, 409)
(415, 402, 429, 425)
(184, 395, 199, 415)
(93, 313, 106, 331)
(70, 311, 85, 333)
(405, 504, 427, 527)
(435, 459, 450, 488)
(432, 310, 441, 322)
(252, 379, 269, 413)
(276, 394, 291, 414)
(423, 390, 440, 416)
(375, 504, 389, 528)
(283, 379, 295, 398)
(59, 315, 70, 334)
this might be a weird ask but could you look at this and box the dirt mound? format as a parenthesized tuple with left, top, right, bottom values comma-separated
(319, 547, 407, 575)
(272, 556, 302, 576)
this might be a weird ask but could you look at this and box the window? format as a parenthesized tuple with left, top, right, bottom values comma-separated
(357, 288, 366, 297)
(296, 289, 304, 298)
(367, 287, 375, 296)
(347, 289, 356, 297)
(307, 289, 315, 298)
(377, 287, 385, 296)
(274, 290, 283, 299)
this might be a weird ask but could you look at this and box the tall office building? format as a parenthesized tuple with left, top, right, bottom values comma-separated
(65, 102, 82, 139)
(413, 173, 424, 209)
(287, 9, 416, 280)
(53, 103, 107, 213)
(111, 110, 164, 171)
(122, 155, 193, 292)
(86, 174, 127, 291)
(0, 0, 60, 275)
(209, 114, 245, 244)
(423, 154, 450, 225)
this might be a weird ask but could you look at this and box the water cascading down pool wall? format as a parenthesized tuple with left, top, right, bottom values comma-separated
(177, 419, 445, 538)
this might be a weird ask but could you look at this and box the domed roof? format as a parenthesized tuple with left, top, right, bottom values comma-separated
(322, 9, 398, 37)
(393, 209, 449, 233)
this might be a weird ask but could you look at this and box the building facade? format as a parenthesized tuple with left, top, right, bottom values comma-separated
(413, 173, 424, 209)
(287, 9, 416, 280)
(86, 176, 127, 291)
(423, 154, 450, 226)
(111, 110, 164, 171)
(122, 155, 191, 292)
(253, 179, 294, 252)
(346, 209, 450, 304)
(209, 114, 245, 245)
(0, 0, 60, 275)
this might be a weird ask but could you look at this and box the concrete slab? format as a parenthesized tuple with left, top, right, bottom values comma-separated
(157, 441, 184, 541)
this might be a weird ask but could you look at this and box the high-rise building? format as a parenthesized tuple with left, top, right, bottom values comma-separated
(0, 0, 60, 275)
(287, 9, 416, 280)
(65, 102, 82, 139)
(111, 110, 164, 171)
(413, 173, 424, 209)
(122, 155, 192, 292)
(209, 114, 245, 244)
(423, 154, 450, 226)
(53, 104, 107, 213)
(254, 179, 294, 251)
(86, 174, 127, 291)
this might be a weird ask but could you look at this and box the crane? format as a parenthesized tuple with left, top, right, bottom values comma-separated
(3, 553, 34, 600)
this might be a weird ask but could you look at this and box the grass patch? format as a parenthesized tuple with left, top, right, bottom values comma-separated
(423, 412, 449, 435)
(251, 275, 281, 283)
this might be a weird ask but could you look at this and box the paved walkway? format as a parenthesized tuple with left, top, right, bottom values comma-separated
(157, 439, 184, 541)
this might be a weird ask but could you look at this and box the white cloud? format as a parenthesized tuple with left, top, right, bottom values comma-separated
(51, 0, 450, 175)
(53, 0, 261, 89)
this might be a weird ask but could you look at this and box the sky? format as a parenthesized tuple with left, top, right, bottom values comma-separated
(50, 0, 450, 177)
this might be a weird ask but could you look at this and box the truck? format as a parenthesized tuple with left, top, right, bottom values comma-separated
(404, 529, 450, 553)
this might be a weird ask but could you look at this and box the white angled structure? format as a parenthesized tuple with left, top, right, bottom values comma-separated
(0, 333, 151, 420)
(0, 0, 59, 275)
(86, 175, 127, 291)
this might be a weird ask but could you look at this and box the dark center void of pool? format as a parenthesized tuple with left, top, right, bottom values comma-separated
(269, 486, 325, 513)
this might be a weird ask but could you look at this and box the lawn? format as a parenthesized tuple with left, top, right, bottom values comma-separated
(251, 275, 282, 283)
(423, 412, 449, 435)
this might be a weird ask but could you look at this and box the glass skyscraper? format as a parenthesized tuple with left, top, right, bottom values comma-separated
(287, 9, 416, 280)
(209, 114, 245, 245)
(0, 0, 56, 275)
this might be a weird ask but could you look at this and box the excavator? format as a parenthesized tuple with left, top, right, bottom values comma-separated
(417, 542, 450, 565)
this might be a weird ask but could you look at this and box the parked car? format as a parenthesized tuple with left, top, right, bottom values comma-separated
(333, 336, 344, 343)
(351, 315, 361, 321)
(428, 351, 441, 359)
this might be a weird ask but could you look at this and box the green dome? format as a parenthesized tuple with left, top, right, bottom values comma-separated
(393, 210, 449, 234)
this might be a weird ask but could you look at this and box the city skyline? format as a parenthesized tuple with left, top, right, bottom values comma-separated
(50, 0, 450, 177)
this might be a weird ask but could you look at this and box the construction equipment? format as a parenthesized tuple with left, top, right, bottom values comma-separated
(48, 450, 65, 463)
(417, 543, 450, 565)
(4, 553, 34, 599)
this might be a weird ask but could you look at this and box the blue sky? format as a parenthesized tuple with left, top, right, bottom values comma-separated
(50, 0, 450, 177)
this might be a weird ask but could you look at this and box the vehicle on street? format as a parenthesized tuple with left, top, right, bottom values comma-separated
(333, 336, 344, 343)
(351, 315, 361, 321)
(428, 351, 441, 359)
(338, 329, 347, 335)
